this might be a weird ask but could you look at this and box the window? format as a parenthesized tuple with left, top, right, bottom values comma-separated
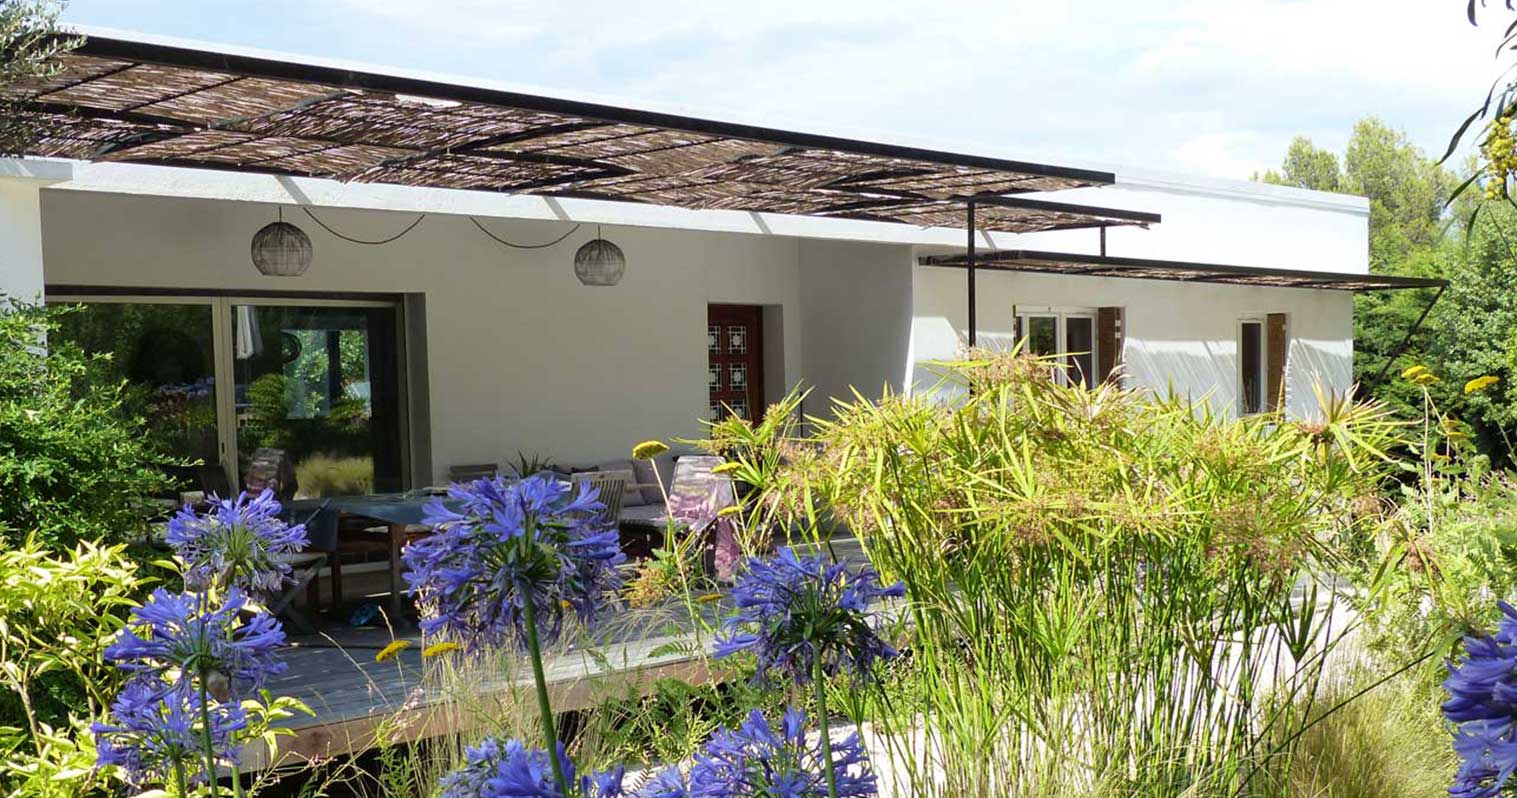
(1240, 319, 1265, 415)
(1016, 309, 1098, 388)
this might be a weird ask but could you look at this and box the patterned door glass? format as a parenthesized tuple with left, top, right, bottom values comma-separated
(726, 325, 747, 354)
(707, 324, 721, 354)
(708, 363, 722, 392)
(728, 363, 747, 391)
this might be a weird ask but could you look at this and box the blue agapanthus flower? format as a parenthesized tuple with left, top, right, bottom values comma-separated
(105, 588, 286, 701)
(714, 548, 904, 685)
(1445, 601, 1517, 798)
(167, 488, 308, 596)
(403, 474, 625, 652)
(438, 736, 625, 798)
(635, 767, 690, 798)
(687, 708, 876, 798)
(93, 680, 248, 787)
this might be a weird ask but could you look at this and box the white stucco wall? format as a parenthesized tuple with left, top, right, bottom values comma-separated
(0, 179, 53, 305)
(909, 173, 1368, 419)
(910, 266, 1355, 419)
(797, 239, 916, 418)
(37, 190, 813, 475)
(25, 161, 1368, 479)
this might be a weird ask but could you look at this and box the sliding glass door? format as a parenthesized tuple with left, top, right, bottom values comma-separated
(50, 294, 406, 499)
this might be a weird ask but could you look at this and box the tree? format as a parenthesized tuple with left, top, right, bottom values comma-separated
(0, 1, 80, 155)
(1255, 136, 1341, 192)
(1260, 116, 1517, 465)
(1344, 119, 1455, 267)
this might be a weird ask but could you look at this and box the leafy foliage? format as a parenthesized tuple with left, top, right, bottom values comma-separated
(0, 300, 172, 550)
(0, 540, 144, 798)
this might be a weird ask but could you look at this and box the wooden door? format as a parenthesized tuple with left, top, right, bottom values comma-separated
(707, 304, 765, 421)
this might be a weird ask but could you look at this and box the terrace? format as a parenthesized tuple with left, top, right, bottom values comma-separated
(0, 24, 1474, 798)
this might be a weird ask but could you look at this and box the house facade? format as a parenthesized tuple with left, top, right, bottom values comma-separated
(0, 31, 1415, 497)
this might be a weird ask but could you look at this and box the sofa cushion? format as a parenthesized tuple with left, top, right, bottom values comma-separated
(592, 459, 646, 507)
(632, 454, 676, 505)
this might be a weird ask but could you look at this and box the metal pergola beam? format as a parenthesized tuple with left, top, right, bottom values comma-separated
(967, 199, 977, 346)
(952, 194, 1162, 226)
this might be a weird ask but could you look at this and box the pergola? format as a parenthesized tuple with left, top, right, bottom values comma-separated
(3, 32, 1443, 351)
(5, 34, 1159, 231)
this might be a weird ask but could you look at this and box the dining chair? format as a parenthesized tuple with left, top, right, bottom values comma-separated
(269, 499, 334, 634)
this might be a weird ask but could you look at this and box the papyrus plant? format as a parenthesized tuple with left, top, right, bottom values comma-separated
(727, 353, 1402, 798)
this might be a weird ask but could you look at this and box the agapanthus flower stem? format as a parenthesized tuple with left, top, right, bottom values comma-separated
(814, 655, 840, 798)
(520, 591, 569, 796)
(198, 667, 221, 798)
(173, 760, 189, 798)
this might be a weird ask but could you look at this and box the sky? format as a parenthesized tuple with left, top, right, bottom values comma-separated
(56, 0, 1512, 181)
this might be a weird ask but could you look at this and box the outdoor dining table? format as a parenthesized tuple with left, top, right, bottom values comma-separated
(284, 492, 459, 622)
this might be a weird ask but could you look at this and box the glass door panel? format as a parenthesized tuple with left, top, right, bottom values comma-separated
(231, 304, 403, 498)
(1065, 316, 1095, 388)
(1240, 321, 1264, 415)
(1023, 315, 1058, 356)
(52, 301, 223, 495)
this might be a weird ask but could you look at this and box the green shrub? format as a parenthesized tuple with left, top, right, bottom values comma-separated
(0, 301, 170, 549)
(295, 452, 375, 497)
(1350, 365, 1517, 696)
(0, 539, 145, 798)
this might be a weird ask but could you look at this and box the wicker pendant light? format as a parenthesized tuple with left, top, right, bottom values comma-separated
(573, 226, 625, 286)
(251, 208, 313, 277)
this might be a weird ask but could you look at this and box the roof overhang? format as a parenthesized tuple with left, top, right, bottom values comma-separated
(1, 33, 1160, 235)
(917, 249, 1446, 291)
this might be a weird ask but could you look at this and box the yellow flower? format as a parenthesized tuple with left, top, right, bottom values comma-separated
(422, 641, 461, 658)
(711, 462, 742, 475)
(375, 640, 412, 662)
(1400, 365, 1429, 380)
(1465, 375, 1500, 394)
(1413, 372, 1440, 386)
(695, 593, 723, 604)
(632, 440, 670, 461)
(716, 505, 743, 518)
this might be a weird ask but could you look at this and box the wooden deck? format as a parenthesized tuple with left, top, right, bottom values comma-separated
(246, 537, 865, 770)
